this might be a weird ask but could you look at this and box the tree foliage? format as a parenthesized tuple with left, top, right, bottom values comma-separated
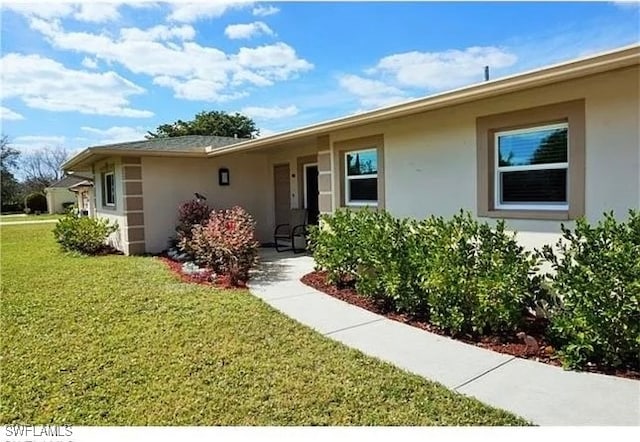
(1, 135, 22, 207)
(21, 146, 70, 192)
(146, 110, 259, 139)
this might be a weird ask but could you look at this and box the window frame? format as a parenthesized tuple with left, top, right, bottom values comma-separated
(494, 122, 569, 212)
(344, 147, 378, 207)
(476, 99, 585, 221)
(102, 171, 116, 208)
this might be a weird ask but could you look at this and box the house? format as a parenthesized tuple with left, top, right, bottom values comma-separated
(44, 174, 92, 214)
(67, 177, 94, 216)
(62, 44, 639, 255)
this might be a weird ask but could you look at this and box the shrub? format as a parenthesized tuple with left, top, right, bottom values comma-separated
(541, 210, 640, 369)
(25, 192, 47, 213)
(418, 212, 539, 336)
(308, 209, 366, 286)
(186, 206, 259, 285)
(53, 212, 118, 254)
(62, 202, 76, 212)
(176, 199, 211, 237)
(310, 209, 538, 335)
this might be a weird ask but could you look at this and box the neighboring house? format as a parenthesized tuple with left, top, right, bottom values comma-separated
(68, 178, 94, 216)
(44, 174, 92, 214)
(62, 44, 639, 255)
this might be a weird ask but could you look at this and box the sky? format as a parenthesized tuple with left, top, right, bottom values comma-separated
(1, 0, 639, 155)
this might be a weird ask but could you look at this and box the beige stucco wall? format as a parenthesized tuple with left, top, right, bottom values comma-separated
(328, 66, 639, 251)
(45, 187, 76, 214)
(141, 154, 271, 254)
(93, 157, 127, 253)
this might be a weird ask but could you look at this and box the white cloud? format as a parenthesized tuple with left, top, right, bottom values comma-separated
(81, 126, 149, 144)
(338, 74, 409, 109)
(612, 1, 640, 8)
(73, 3, 121, 23)
(3, 3, 75, 20)
(1, 53, 153, 118)
(1, 106, 24, 121)
(225, 21, 274, 40)
(372, 46, 517, 90)
(27, 19, 313, 103)
(252, 4, 279, 17)
(11, 135, 66, 151)
(81, 57, 98, 69)
(241, 105, 298, 120)
(167, 1, 252, 23)
(257, 127, 277, 137)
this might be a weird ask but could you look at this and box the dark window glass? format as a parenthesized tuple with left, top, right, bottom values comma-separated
(346, 150, 377, 176)
(501, 169, 567, 204)
(349, 178, 377, 201)
(498, 127, 567, 167)
(103, 173, 115, 205)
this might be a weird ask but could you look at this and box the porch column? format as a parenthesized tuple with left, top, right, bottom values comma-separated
(122, 157, 146, 255)
(316, 135, 333, 214)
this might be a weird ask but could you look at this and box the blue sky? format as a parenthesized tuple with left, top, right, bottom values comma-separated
(1, 1, 638, 154)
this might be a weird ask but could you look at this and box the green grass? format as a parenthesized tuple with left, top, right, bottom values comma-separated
(0, 224, 527, 425)
(1, 214, 61, 223)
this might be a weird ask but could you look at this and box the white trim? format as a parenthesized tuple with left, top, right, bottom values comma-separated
(318, 170, 332, 176)
(494, 122, 569, 211)
(317, 149, 331, 154)
(303, 163, 318, 209)
(344, 148, 378, 206)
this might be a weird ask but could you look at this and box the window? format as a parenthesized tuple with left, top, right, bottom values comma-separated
(102, 171, 115, 207)
(345, 148, 378, 206)
(495, 123, 568, 211)
(476, 99, 585, 220)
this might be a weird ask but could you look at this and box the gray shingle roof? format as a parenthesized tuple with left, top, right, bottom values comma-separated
(48, 174, 93, 188)
(87, 135, 244, 153)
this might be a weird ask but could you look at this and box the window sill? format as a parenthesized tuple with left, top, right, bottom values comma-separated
(101, 205, 117, 211)
(479, 209, 571, 221)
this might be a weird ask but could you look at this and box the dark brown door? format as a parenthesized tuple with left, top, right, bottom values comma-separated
(273, 164, 291, 226)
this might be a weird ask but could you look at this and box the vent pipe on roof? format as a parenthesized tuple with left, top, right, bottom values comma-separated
(484, 66, 490, 82)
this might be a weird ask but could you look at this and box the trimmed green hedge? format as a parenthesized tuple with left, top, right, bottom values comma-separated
(309, 208, 640, 371)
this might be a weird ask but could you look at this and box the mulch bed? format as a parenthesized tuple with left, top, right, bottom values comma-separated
(157, 256, 246, 289)
(301, 270, 640, 380)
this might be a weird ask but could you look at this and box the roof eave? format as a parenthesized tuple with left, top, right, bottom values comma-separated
(63, 148, 209, 172)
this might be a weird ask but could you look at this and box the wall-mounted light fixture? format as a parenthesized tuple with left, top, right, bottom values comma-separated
(218, 167, 230, 186)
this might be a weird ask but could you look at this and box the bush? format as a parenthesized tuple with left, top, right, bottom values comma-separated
(1, 202, 24, 214)
(25, 192, 47, 213)
(62, 202, 76, 212)
(418, 212, 539, 335)
(53, 212, 118, 254)
(310, 209, 538, 335)
(176, 199, 211, 237)
(541, 210, 640, 369)
(185, 206, 259, 285)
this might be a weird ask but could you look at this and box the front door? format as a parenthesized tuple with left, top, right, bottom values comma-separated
(273, 164, 291, 227)
(304, 164, 319, 225)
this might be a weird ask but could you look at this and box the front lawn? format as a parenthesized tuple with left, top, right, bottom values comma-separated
(0, 224, 526, 425)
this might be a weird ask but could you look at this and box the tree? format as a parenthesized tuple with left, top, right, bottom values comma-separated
(1, 135, 22, 208)
(21, 146, 70, 192)
(146, 110, 259, 139)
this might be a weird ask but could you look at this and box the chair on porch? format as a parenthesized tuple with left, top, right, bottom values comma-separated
(274, 209, 308, 253)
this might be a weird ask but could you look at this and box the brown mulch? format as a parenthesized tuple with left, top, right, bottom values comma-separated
(157, 256, 247, 289)
(301, 270, 640, 380)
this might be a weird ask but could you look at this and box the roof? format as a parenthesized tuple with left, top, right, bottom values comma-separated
(68, 180, 93, 191)
(46, 174, 93, 189)
(63, 135, 244, 170)
(206, 43, 640, 157)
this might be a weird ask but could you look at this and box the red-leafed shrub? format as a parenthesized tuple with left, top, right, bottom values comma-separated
(177, 199, 211, 236)
(186, 206, 259, 285)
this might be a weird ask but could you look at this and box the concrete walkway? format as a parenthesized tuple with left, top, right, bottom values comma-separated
(0, 219, 58, 225)
(249, 249, 640, 426)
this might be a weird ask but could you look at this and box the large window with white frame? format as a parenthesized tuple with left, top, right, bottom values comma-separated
(102, 171, 116, 207)
(345, 148, 378, 206)
(495, 122, 569, 211)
